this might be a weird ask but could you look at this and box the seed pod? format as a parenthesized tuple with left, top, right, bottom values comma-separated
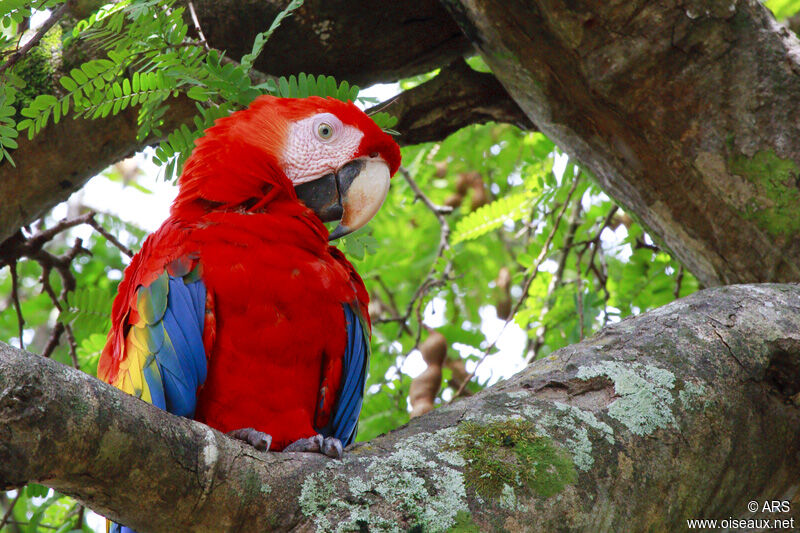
(419, 330, 447, 366)
(455, 172, 474, 195)
(444, 357, 472, 397)
(409, 330, 448, 418)
(409, 366, 442, 418)
(444, 193, 463, 208)
(434, 161, 449, 178)
(611, 212, 633, 230)
(470, 175, 488, 211)
(495, 266, 512, 319)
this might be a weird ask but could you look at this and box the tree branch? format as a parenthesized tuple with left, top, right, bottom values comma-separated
(0, 3, 69, 75)
(371, 60, 535, 146)
(1, 284, 799, 531)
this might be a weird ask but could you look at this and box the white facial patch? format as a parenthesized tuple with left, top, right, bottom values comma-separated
(282, 113, 364, 185)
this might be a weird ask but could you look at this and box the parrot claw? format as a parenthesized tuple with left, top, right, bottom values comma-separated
(227, 427, 272, 451)
(321, 437, 343, 459)
(284, 434, 343, 458)
(283, 434, 324, 453)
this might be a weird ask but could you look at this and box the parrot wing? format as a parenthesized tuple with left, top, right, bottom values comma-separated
(323, 303, 370, 446)
(110, 264, 209, 418)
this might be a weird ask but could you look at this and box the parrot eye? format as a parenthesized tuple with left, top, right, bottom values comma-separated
(312, 113, 341, 143)
(318, 123, 334, 140)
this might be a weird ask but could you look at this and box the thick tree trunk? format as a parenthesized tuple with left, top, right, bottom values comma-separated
(442, 0, 800, 286)
(1, 284, 798, 531)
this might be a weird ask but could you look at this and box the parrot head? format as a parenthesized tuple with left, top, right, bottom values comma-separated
(174, 96, 401, 240)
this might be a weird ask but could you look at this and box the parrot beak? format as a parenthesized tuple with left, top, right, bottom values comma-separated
(295, 158, 391, 241)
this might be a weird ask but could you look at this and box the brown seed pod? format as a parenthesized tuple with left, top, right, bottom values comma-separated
(444, 357, 472, 397)
(495, 266, 512, 320)
(419, 330, 447, 366)
(610, 212, 633, 230)
(444, 193, 463, 208)
(434, 161, 449, 178)
(470, 176, 488, 211)
(409, 366, 442, 418)
(409, 330, 448, 418)
(455, 172, 475, 195)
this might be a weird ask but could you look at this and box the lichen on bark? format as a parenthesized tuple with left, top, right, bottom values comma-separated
(728, 150, 800, 236)
(299, 426, 469, 532)
(448, 419, 576, 501)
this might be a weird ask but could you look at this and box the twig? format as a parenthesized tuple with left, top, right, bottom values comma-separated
(585, 206, 618, 274)
(85, 216, 133, 257)
(0, 491, 21, 531)
(572, 205, 618, 326)
(453, 176, 580, 398)
(9, 261, 24, 350)
(0, 3, 69, 75)
(187, 0, 210, 51)
(65, 325, 79, 369)
(634, 237, 659, 252)
(576, 275, 584, 340)
(401, 166, 454, 217)
(401, 165, 453, 325)
(674, 265, 684, 300)
(39, 264, 61, 310)
(75, 504, 85, 529)
(372, 276, 413, 335)
(0, 212, 126, 357)
(41, 322, 65, 358)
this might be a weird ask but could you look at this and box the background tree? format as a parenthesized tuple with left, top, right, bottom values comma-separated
(0, 0, 798, 531)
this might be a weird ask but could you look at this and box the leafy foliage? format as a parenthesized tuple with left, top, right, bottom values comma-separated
(0, 82, 20, 164)
(0, 0, 64, 28)
(452, 191, 535, 244)
(2, 0, 394, 176)
(59, 287, 112, 333)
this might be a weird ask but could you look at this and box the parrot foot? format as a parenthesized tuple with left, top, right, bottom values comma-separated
(227, 427, 272, 451)
(284, 434, 343, 459)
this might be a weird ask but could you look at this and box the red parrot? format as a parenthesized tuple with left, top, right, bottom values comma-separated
(98, 97, 400, 472)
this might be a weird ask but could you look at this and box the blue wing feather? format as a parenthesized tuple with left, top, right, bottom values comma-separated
(139, 274, 207, 417)
(325, 304, 369, 446)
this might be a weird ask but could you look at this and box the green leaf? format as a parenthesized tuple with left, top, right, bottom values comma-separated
(298, 72, 309, 97)
(278, 76, 290, 97)
(452, 192, 535, 244)
(59, 76, 78, 91)
(187, 86, 211, 101)
(70, 68, 88, 85)
(240, 0, 304, 71)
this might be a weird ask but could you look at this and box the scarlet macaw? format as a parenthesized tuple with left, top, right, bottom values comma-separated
(98, 97, 400, 525)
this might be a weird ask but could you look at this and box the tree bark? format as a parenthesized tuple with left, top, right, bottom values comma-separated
(441, 0, 800, 286)
(2, 284, 799, 531)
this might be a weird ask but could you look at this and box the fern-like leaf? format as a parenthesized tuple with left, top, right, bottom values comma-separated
(0, 84, 19, 165)
(240, 0, 304, 72)
(59, 288, 112, 334)
(452, 192, 535, 244)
